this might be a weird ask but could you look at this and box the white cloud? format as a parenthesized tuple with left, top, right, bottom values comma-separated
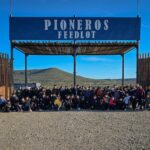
(81, 57, 113, 62)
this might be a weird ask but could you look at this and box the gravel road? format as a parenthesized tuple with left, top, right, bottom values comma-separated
(0, 111, 150, 150)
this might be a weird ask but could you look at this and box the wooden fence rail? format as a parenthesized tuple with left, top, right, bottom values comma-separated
(0, 53, 13, 99)
(138, 53, 150, 89)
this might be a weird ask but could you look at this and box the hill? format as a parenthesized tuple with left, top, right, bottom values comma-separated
(14, 68, 136, 87)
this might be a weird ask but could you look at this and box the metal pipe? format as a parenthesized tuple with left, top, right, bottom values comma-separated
(73, 47, 77, 87)
(136, 43, 139, 84)
(122, 54, 125, 87)
(25, 54, 28, 88)
(10, 43, 14, 88)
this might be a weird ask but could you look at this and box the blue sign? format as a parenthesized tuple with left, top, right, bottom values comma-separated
(9, 17, 141, 40)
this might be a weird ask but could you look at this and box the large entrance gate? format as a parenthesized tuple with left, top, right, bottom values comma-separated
(9, 16, 141, 88)
(11, 42, 139, 87)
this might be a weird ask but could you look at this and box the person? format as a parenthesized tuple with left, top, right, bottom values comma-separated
(116, 98, 124, 110)
(101, 95, 109, 110)
(84, 87, 91, 109)
(64, 95, 71, 111)
(52, 85, 59, 95)
(2, 84, 149, 112)
(30, 96, 38, 111)
(145, 94, 150, 111)
(114, 88, 120, 101)
(90, 95, 98, 110)
(130, 95, 137, 110)
(10, 94, 22, 112)
(54, 95, 62, 111)
(76, 95, 81, 110)
(22, 97, 32, 112)
(136, 85, 145, 110)
(109, 97, 116, 110)
(123, 94, 131, 110)
(43, 95, 50, 110)
(0, 95, 7, 111)
(51, 93, 56, 109)
(145, 86, 150, 98)
(71, 95, 77, 109)
(4, 99, 11, 112)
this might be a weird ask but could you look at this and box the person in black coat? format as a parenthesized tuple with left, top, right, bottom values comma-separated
(10, 94, 22, 112)
(90, 95, 98, 110)
(130, 95, 137, 110)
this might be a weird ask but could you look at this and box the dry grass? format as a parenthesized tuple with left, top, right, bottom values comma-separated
(0, 111, 150, 150)
(14, 68, 136, 87)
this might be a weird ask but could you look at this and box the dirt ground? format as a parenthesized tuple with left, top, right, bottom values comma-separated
(0, 111, 150, 150)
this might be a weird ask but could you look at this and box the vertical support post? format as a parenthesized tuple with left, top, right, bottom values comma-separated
(10, 43, 14, 88)
(136, 43, 139, 84)
(5, 54, 9, 99)
(73, 47, 77, 87)
(121, 54, 125, 87)
(9, 0, 13, 97)
(25, 54, 28, 88)
(148, 53, 150, 88)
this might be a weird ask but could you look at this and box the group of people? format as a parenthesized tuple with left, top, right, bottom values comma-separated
(0, 84, 150, 112)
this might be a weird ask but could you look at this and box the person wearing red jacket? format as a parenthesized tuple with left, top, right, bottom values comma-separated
(109, 97, 116, 110)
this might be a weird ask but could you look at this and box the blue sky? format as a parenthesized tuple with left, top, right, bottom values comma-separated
(0, 0, 150, 79)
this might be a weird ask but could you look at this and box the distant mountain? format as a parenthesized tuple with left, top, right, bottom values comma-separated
(14, 68, 136, 87)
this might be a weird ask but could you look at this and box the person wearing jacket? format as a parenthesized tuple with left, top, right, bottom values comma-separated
(130, 95, 137, 110)
(145, 94, 150, 110)
(109, 97, 116, 110)
(54, 95, 62, 111)
(101, 95, 109, 110)
(90, 95, 98, 110)
(123, 94, 131, 110)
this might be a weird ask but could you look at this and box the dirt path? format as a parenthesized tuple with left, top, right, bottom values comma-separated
(0, 111, 150, 150)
